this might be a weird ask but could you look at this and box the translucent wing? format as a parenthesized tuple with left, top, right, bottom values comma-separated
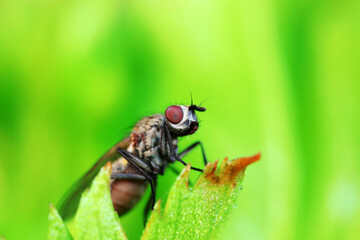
(57, 136, 131, 220)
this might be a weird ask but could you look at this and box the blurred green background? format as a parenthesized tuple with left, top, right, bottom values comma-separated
(0, 0, 359, 239)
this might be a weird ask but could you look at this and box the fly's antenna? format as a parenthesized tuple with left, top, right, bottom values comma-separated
(189, 92, 206, 111)
(199, 97, 212, 107)
(189, 104, 206, 112)
(190, 91, 193, 105)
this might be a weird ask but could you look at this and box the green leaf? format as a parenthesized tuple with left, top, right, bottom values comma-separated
(47, 204, 72, 240)
(47, 162, 127, 240)
(73, 162, 127, 240)
(142, 153, 261, 240)
(47, 154, 259, 240)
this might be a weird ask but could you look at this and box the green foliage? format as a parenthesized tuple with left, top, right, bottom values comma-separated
(47, 163, 127, 240)
(1, 1, 359, 239)
(47, 205, 72, 240)
(143, 154, 260, 240)
(72, 163, 127, 240)
(47, 154, 259, 240)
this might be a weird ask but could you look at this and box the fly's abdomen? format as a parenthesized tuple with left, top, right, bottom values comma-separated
(111, 179, 148, 215)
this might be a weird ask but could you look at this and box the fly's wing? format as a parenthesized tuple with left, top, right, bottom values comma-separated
(57, 136, 131, 220)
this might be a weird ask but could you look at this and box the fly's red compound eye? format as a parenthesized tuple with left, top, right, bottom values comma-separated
(165, 105, 183, 124)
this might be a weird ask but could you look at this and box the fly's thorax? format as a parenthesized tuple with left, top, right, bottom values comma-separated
(127, 114, 167, 169)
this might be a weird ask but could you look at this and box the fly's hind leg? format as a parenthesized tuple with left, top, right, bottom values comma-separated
(112, 171, 157, 226)
(117, 148, 158, 211)
(143, 178, 157, 226)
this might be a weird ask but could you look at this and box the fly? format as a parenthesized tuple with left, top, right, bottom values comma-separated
(58, 104, 207, 221)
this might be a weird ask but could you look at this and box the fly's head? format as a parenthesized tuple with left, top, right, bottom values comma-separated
(164, 104, 206, 137)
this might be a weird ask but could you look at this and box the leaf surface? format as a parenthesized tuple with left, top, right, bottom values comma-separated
(47, 154, 260, 240)
(47, 162, 128, 240)
(47, 204, 73, 240)
(142, 153, 261, 240)
(73, 162, 127, 240)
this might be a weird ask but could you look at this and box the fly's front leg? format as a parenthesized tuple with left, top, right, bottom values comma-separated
(163, 125, 203, 172)
(178, 141, 208, 166)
